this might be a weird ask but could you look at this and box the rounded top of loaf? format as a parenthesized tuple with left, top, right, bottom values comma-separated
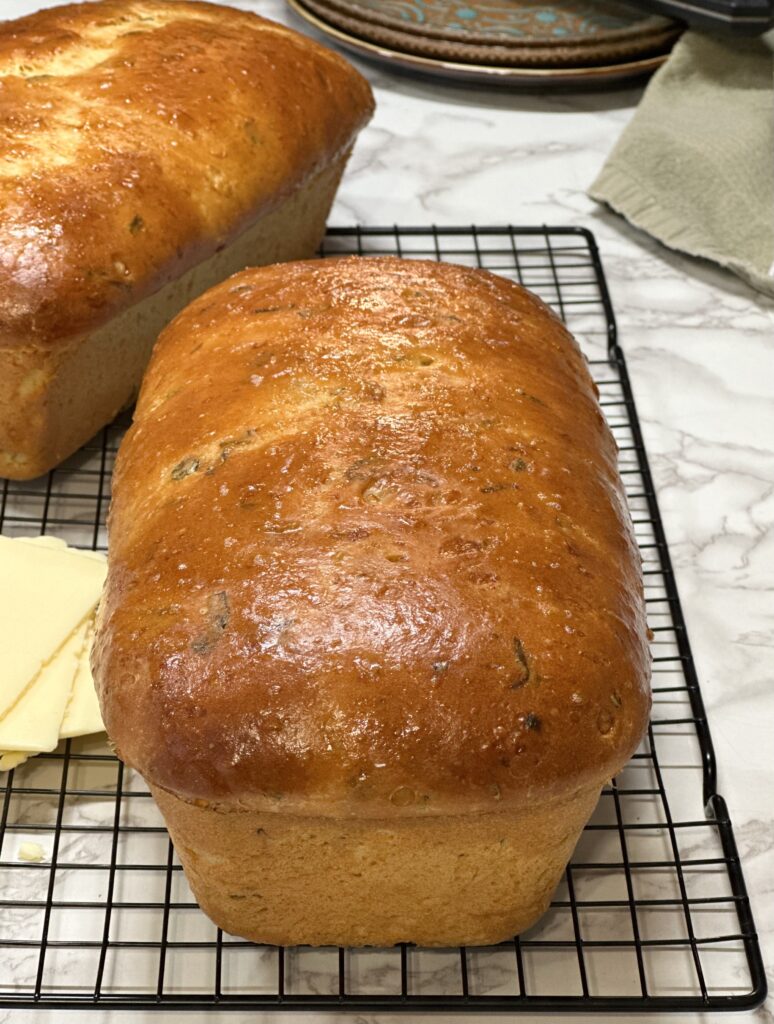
(94, 256, 651, 818)
(0, 0, 373, 345)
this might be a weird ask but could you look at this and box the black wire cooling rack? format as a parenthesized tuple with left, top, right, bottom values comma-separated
(0, 226, 766, 1013)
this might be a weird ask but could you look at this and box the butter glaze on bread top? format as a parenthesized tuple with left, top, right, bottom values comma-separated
(94, 258, 651, 817)
(0, 1, 373, 345)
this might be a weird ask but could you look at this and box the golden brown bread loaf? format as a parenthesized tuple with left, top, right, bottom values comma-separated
(0, 0, 373, 479)
(94, 257, 651, 947)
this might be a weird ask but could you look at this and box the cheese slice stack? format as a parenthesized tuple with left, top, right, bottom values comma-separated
(0, 536, 107, 771)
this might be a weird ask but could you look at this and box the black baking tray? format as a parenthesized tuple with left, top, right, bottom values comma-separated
(641, 0, 773, 33)
(0, 225, 766, 1012)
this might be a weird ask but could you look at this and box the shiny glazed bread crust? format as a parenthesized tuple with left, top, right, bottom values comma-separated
(94, 257, 651, 817)
(0, 0, 374, 347)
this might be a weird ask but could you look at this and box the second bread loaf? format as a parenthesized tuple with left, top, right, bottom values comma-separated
(0, 0, 373, 478)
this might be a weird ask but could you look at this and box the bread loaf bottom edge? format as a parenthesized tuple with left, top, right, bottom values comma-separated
(151, 782, 601, 948)
(0, 150, 351, 480)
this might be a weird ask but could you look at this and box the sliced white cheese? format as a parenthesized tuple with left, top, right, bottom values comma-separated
(0, 618, 89, 752)
(0, 536, 106, 718)
(17, 536, 69, 551)
(0, 750, 29, 771)
(60, 617, 105, 739)
(19, 535, 106, 562)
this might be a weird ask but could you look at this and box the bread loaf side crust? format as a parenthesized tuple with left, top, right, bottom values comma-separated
(95, 257, 651, 817)
(0, 0, 374, 346)
(152, 780, 602, 947)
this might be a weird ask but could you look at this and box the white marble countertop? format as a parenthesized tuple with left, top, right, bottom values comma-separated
(2, 1, 772, 1022)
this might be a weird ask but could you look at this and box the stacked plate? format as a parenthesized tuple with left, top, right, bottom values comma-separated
(286, 0, 682, 85)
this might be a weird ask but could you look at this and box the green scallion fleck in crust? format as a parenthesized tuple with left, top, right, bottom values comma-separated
(171, 457, 199, 481)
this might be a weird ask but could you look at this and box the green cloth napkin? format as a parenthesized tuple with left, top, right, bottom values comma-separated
(590, 30, 774, 298)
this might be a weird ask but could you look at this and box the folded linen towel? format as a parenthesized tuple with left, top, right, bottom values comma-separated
(590, 30, 774, 297)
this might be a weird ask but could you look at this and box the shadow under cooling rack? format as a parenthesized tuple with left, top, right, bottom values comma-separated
(0, 225, 766, 1013)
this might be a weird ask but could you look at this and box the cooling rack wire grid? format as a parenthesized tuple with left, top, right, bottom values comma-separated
(0, 225, 765, 1012)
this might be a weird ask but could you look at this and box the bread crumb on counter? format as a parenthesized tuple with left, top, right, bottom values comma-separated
(18, 842, 45, 863)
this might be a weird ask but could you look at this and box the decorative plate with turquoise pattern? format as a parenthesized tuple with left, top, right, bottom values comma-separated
(327, 0, 673, 44)
(290, 0, 680, 67)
